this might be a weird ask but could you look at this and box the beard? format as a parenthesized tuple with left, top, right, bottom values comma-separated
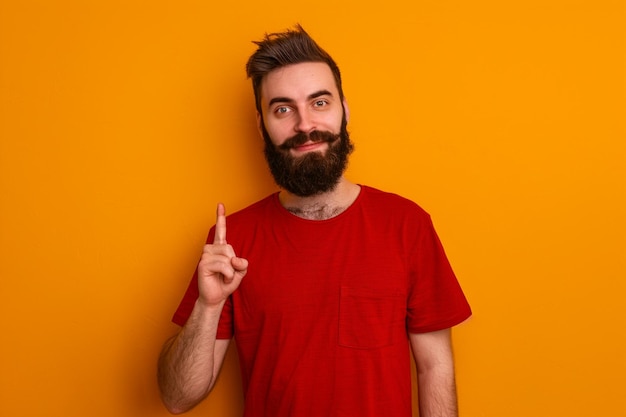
(262, 116, 354, 197)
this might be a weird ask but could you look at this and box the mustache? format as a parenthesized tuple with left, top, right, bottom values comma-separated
(278, 130, 340, 151)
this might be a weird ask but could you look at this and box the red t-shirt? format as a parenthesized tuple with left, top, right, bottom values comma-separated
(173, 186, 471, 417)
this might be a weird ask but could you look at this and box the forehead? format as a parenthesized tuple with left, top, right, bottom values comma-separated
(260, 62, 339, 105)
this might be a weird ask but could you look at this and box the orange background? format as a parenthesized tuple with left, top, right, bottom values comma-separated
(1, 1, 624, 416)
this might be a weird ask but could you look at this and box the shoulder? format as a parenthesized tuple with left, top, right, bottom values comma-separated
(208, 194, 278, 248)
(359, 185, 430, 219)
(355, 186, 438, 249)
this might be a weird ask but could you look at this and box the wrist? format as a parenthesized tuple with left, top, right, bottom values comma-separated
(195, 297, 226, 314)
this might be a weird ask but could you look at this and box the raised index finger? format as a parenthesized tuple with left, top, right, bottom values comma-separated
(213, 203, 227, 244)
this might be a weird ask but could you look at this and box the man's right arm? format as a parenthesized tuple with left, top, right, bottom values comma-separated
(157, 300, 231, 414)
(157, 203, 247, 414)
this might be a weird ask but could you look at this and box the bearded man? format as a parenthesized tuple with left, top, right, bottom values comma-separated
(158, 25, 471, 417)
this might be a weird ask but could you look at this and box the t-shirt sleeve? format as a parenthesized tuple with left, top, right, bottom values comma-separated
(406, 213, 472, 333)
(170, 227, 234, 339)
(171, 269, 199, 327)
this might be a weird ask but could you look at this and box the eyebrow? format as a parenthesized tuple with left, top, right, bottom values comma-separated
(268, 89, 334, 107)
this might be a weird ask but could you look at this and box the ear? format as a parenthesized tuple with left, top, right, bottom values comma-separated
(342, 98, 350, 122)
(256, 111, 264, 138)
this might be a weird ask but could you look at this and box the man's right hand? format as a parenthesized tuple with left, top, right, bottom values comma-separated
(158, 203, 242, 413)
(196, 203, 248, 307)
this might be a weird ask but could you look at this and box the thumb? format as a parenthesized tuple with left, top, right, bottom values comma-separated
(231, 256, 249, 273)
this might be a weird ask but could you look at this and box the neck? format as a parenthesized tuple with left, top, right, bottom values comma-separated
(279, 178, 361, 220)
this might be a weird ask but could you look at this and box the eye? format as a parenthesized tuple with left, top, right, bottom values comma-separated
(313, 99, 328, 108)
(274, 106, 291, 116)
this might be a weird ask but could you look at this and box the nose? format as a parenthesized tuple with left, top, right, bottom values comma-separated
(294, 109, 316, 133)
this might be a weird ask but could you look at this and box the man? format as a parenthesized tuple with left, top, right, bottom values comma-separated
(158, 25, 471, 417)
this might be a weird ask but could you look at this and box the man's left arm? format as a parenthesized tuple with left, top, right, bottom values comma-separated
(409, 329, 459, 417)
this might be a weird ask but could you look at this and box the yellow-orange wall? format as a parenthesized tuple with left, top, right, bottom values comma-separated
(1, 1, 624, 416)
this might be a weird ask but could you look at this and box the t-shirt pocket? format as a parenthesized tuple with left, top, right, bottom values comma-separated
(338, 286, 405, 349)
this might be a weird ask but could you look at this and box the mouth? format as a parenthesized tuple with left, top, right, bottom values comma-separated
(292, 141, 328, 154)
(280, 130, 339, 152)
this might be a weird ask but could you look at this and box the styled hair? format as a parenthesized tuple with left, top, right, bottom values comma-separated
(246, 24, 344, 113)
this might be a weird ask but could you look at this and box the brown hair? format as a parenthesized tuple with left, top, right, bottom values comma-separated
(246, 24, 344, 112)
